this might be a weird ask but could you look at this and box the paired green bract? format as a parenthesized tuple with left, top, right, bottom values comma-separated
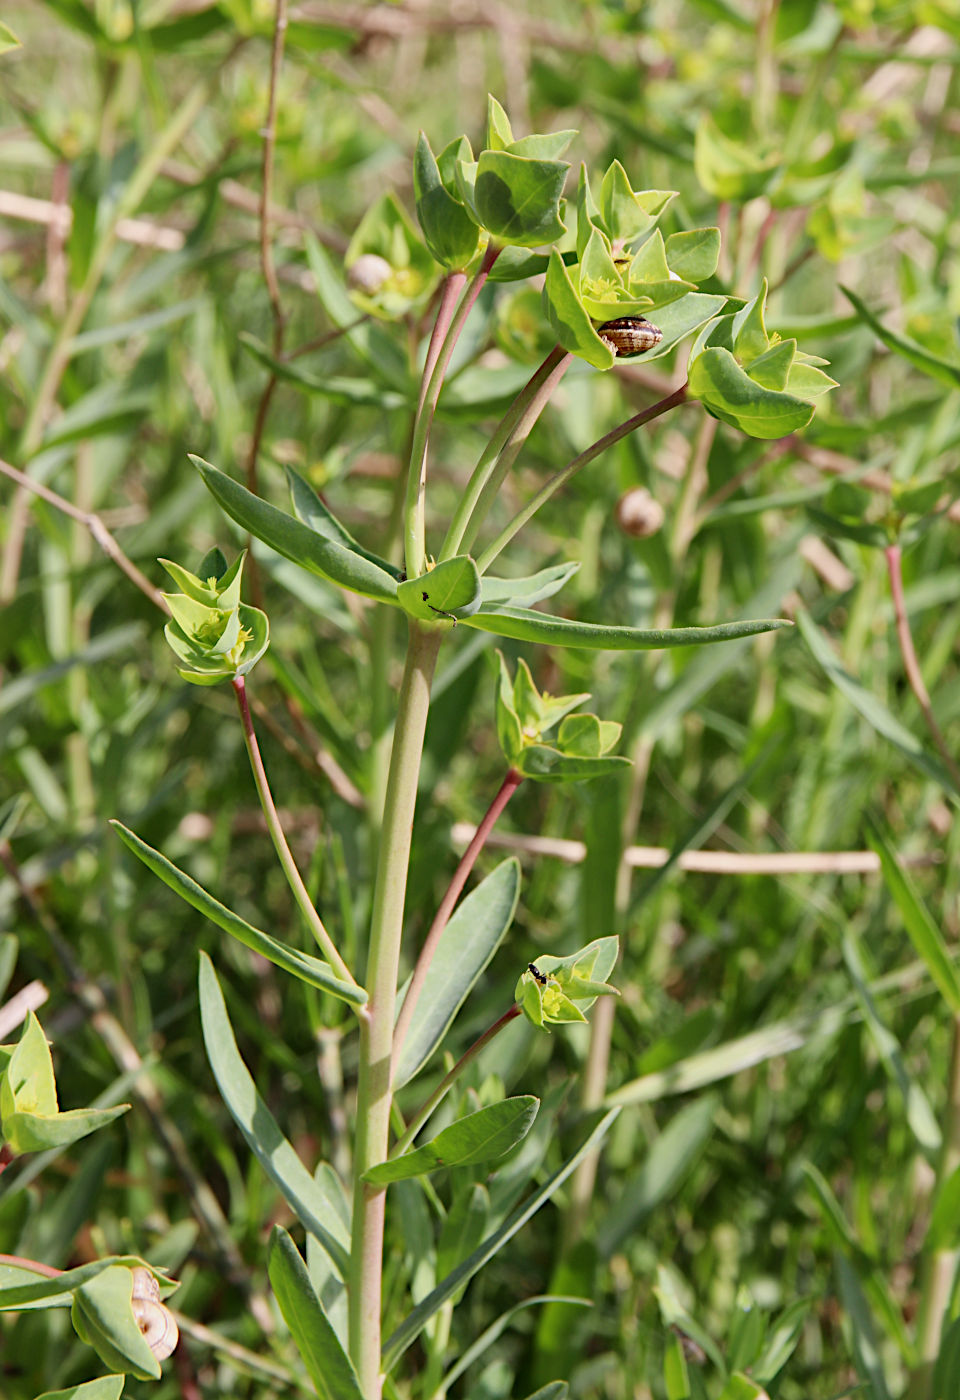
(496, 653, 629, 784)
(160, 547, 269, 685)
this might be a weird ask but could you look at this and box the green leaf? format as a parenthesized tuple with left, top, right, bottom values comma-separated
(694, 115, 780, 201)
(480, 561, 579, 607)
(750, 1300, 810, 1387)
(267, 1229, 363, 1400)
(111, 823, 365, 1005)
(927, 1164, 960, 1251)
(197, 954, 352, 1277)
(599, 160, 668, 242)
(508, 131, 578, 161)
(841, 286, 960, 389)
(394, 858, 521, 1087)
(0, 20, 21, 51)
(465, 606, 792, 650)
(796, 608, 960, 802)
(597, 1096, 718, 1256)
(241, 334, 410, 408)
(437, 1184, 489, 1287)
(715, 1376, 770, 1400)
(0, 1012, 128, 1155)
(664, 1332, 691, 1398)
(286, 466, 402, 579)
(665, 228, 720, 281)
(934, 1316, 960, 1399)
(0, 1257, 159, 1312)
(382, 1108, 620, 1371)
(802, 1162, 914, 1366)
(397, 556, 482, 621)
(364, 1098, 539, 1184)
(867, 817, 960, 1014)
(542, 250, 614, 370)
(474, 150, 569, 248)
(486, 95, 514, 150)
(515, 744, 629, 784)
(35, 1379, 126, 1400)
(190, 456, 400, 606)
(441, 1298, 588, 1395)
(835, 1255, 894, 1400)
(71, 1267, 160, 1381)
(688, 348, 816, 439)
(842, 928, 940, 1154)
(414, 131, 482, 270)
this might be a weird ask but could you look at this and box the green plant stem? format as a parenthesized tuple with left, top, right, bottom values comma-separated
(392, 767, 524, 1075)
(885, 543, 960, 791)
(231, 676, 359, 991)
(908, 1012, 960, 1400)
(476, 384, 690, 573)
(403, 245, 500, 579)
(439, 345, 572, 561)
(392, 1003, 522, 1158)
(0, 67, 224, 605)
(349, 620, 443, 1398)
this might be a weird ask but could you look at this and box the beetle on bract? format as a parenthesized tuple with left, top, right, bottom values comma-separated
(597, 316, 663, 357)
(527, 962, 549, 986)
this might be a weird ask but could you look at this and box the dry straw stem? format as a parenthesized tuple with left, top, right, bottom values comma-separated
(451, 823, 938, 876)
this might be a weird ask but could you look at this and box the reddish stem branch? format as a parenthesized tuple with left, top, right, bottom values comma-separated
(392, 767, 523, 1074)
(885, 543, 960, 791)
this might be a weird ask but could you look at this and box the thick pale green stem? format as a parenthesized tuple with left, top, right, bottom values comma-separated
(403, 247, 499, 579)
(232, 676, 359, 992)
(349, 621, 443, 1399)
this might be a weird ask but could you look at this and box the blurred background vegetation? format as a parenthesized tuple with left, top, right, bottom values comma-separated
(2, 1, 960, 1396)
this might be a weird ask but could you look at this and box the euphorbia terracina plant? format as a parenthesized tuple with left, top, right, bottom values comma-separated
(0, 99, 833, 1399)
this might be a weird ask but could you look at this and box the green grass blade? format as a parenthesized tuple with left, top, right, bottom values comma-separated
(867, 816, 960, 1014)
(796, 607, 960, 802)
(381, 1108, 620, 1372)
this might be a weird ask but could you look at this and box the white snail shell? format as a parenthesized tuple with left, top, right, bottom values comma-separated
(131, 1266, 179, 1361)
(347, 254, 393, 295)
(616, 487, 665, 539)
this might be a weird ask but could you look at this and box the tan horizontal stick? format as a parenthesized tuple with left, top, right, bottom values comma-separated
(0, 190, 186, 251)
(0, 981, 49, 1041)
(450, 822, 937, 875)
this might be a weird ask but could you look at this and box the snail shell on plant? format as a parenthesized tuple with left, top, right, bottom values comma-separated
(130, 1266, 179, 1362)
(616, 486, 665, 539)
(597, 316, 663, 357)
(347, 253, 393, 295)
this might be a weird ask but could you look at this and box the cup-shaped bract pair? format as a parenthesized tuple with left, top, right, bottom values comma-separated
(516, 936, 620, 1030)
(687, 279, 837, 439)
(496, 653, 630, 783)
(160, 547, 269, 686)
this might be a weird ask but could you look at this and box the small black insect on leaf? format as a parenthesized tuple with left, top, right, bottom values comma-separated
(528, 962, 548, 986)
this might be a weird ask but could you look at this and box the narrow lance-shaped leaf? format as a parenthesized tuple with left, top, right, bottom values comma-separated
(197, 954, 351, 1277)
(190, 456, 400, 606)
(394, 858, 520, 1088)
(364, 1098, 539, 1184)
(267, 1229, 363, 1400)
(464, 607, 791, 651)
(111, 822, 366, 1006)
(842, 285, 960, 390)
